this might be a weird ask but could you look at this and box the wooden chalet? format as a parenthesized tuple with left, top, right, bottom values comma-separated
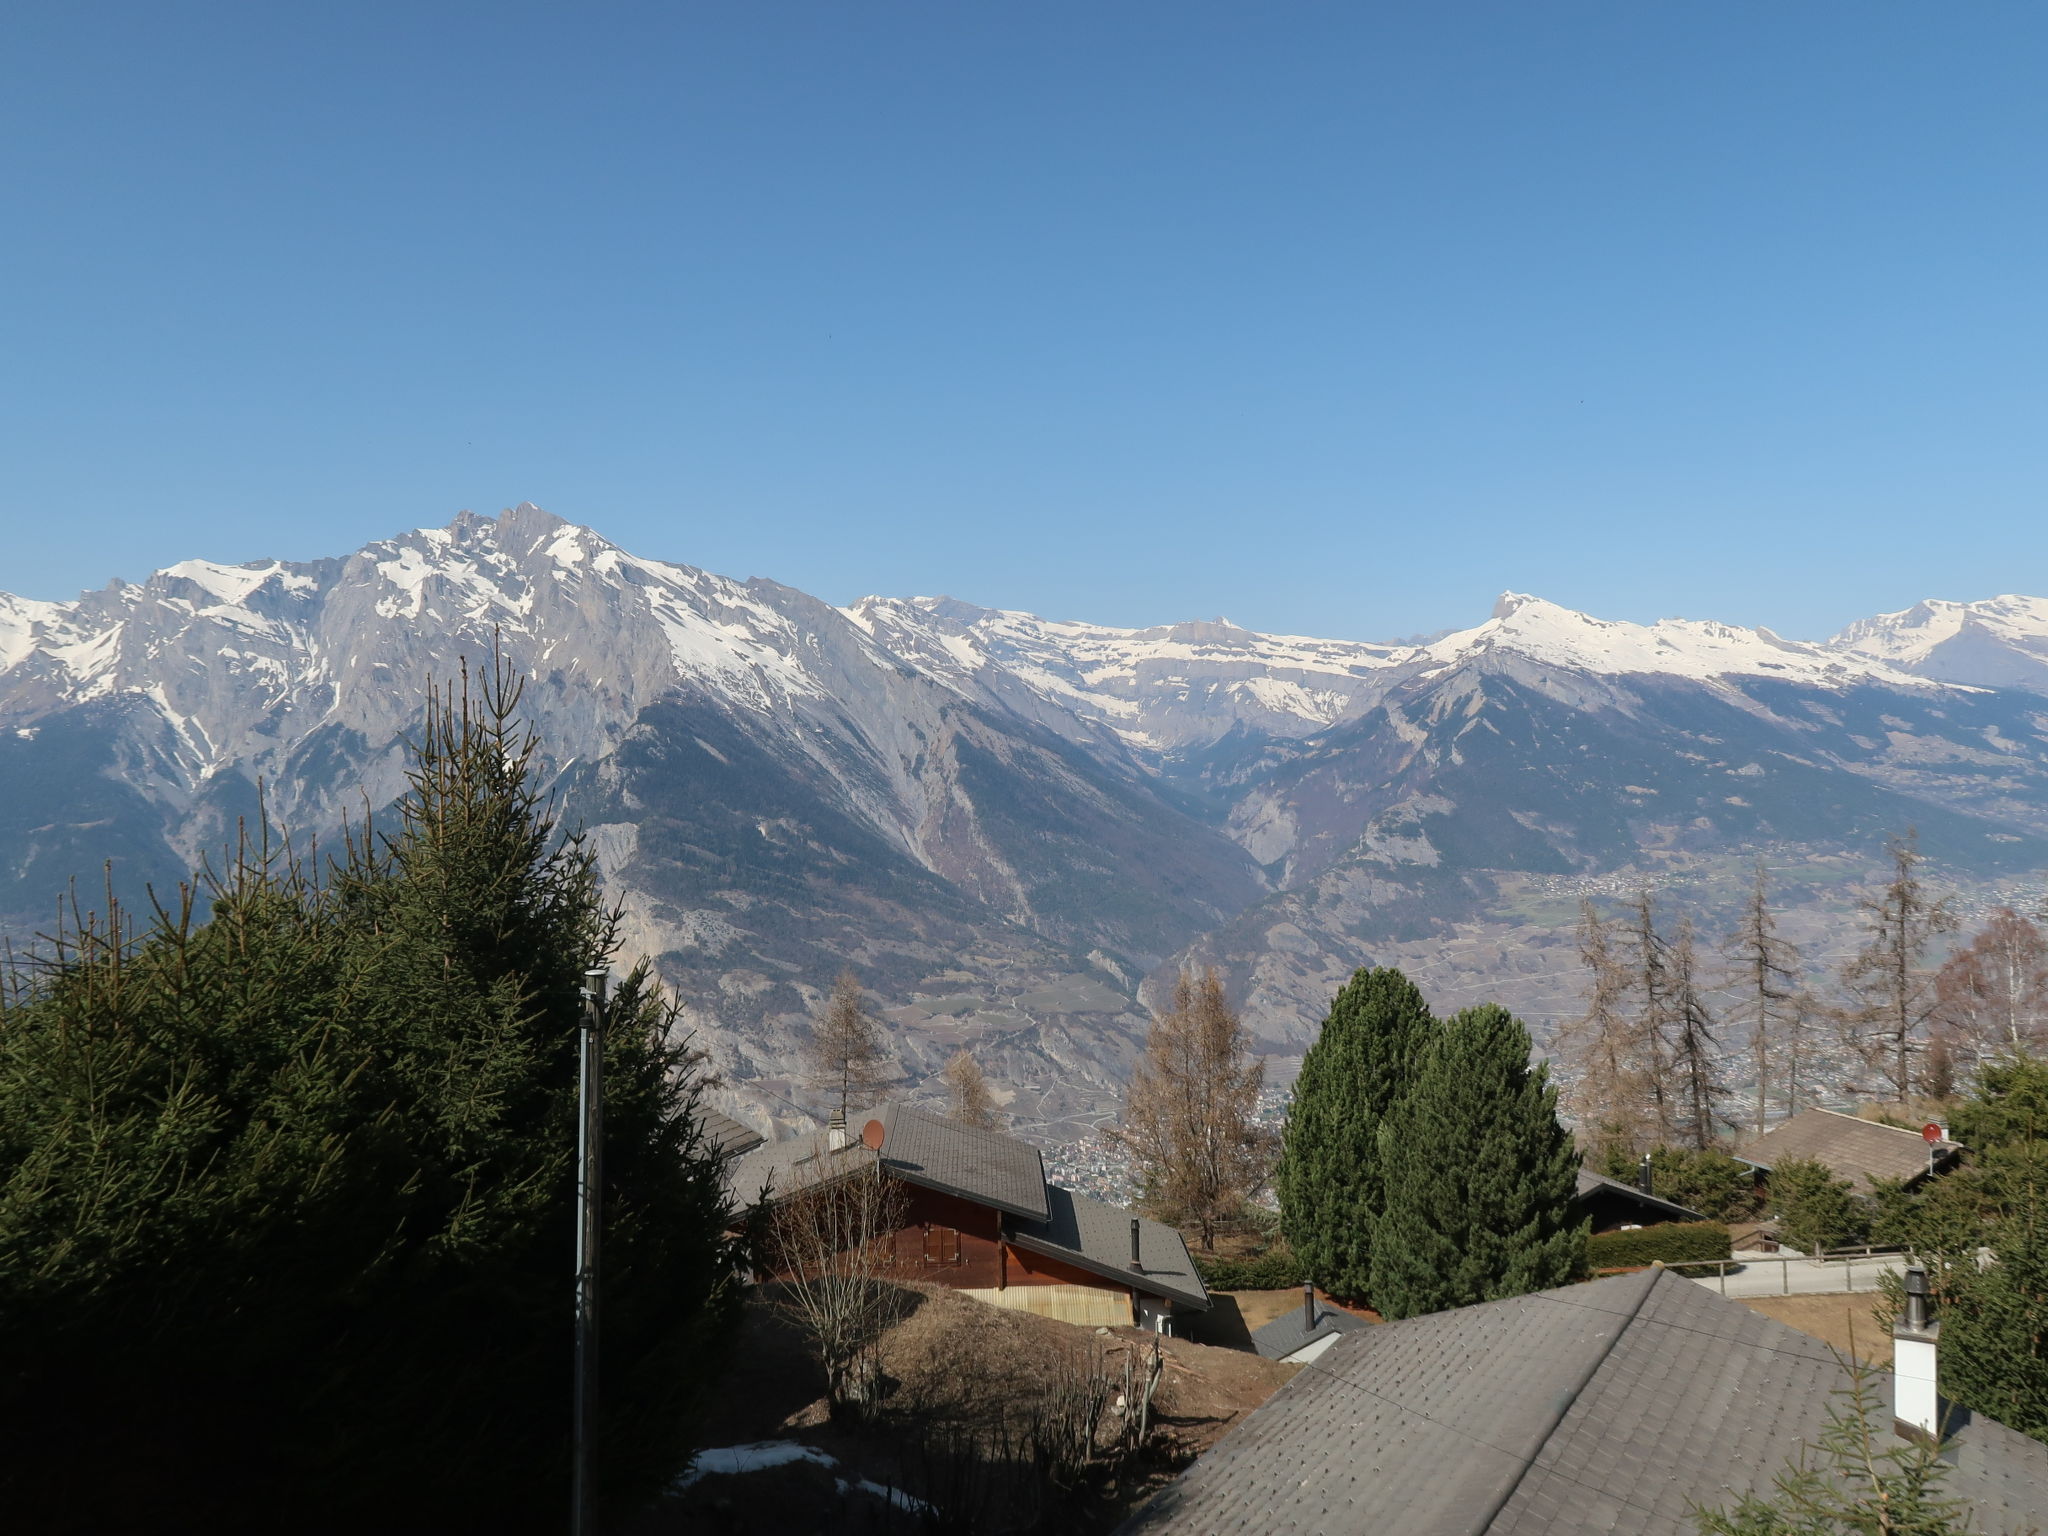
(727, 1102, 1210, 1331)
(1571, 1168, 1704, 1233)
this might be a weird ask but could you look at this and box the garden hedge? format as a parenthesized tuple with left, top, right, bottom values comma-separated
(1192, 1248, 1305, 1290)
(1585, 1220, 1732, 1271)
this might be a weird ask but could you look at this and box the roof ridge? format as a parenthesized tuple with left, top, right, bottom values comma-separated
(1810, 1106, 1920, 1134)
(1473, 1269, 1662, 1536)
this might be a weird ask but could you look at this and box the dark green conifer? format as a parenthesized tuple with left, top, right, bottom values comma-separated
(1276, 967, 1433, 1299)
(1370, 1003, 1585, 1320)
(0, 659, 741, 1533)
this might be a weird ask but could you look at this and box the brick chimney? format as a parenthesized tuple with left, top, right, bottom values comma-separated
(1893, 1265, 1941, 1441)
(1302, 1281, 1316, 1331)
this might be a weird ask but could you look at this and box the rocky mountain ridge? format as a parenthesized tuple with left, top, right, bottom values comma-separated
(6, 505, 2048, 1138)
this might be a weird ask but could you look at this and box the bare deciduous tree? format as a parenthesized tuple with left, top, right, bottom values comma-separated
(807, 968, 888, 1122)
(1559, 899, 1657, 1158)
(1838, 832, 1956, 1099)
(762, 1155, 909, 1414)
(1627, 889, 1681, 1143)
(942, 1047, 997, 1129)
(1723, 859, 1803, 1135)
(1934, 906, 2048, 1067)
(1112, 968, 1267, 1250)
(1668, 915, 1728, 1150)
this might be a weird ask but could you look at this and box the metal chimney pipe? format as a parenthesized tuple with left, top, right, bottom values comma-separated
(1129, 1217, 1142, 1271)
(1894, 1264, 1941, 1441)
(1302, 1281, 1316, 1330)
(1637, 1153, 1654, 1198)
(1903, 1264, 1930, 1333)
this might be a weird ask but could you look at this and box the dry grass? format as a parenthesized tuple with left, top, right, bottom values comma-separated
(646, 1283, 1295, 1535)
(1737, 1292, 1893, 1366)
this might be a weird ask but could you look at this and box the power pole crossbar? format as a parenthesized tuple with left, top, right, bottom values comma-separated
(572, 968, 607, 1536)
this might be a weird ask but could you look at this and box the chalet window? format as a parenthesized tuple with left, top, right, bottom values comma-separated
(922, 1224, 961, 1265)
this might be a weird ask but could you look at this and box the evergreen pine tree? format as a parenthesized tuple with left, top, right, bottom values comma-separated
(1276, 968, 1433, 1299)
(1921, 1057, 2048, 1446)
(1370, 1004, 1585, 1321)
(0, 659, 741, 1533)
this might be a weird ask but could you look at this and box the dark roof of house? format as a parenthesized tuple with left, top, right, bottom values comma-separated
(868, 1102, 1051, 1221)
(1007, 1185, 1210, 1311)
(723, 1101, 1049, 1220)
(1250, 1297, 1371, 1360)
(1119, 1267, 2048, 1536)
(696, 1108, 766, 1158)
(1572, 1168, 1705, 1223)
(1740, 1107, 1961, 1193)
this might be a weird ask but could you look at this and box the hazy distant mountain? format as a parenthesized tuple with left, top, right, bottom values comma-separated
(5, 506, 2048, 1136)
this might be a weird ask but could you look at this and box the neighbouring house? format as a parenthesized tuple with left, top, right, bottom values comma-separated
(726, 1102, 1210, 1332)
(1250, 1287, 1372, 1365)
(1739, 1106, 1962, 1195)
(1119, 1266, 2048, 1535)
(1571, 1168, 1704, 1232)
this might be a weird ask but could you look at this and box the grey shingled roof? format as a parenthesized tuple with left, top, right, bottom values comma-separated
(1007, 1185, 1211, 1311)
(1740, 1107, 1961, 1193)
(721, 1102, 1049, 1220)
(868, 1103, 1050, 1220)
(696, 1108, 766, 1158)
(722, 1123, 875, 1205)
(1121, 1267, 2048, 1535)
(1250, 1296, 1370, 1360)
(1572, 1168, 1705, 1223)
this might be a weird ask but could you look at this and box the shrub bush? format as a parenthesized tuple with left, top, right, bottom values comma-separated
(1193, 1248, 1305, 1290)
(1586, 1221, 1732, 1271)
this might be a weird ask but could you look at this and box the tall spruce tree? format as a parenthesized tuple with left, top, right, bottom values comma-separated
(1369, 1003, 1585, 1321)
(1276, 967, 1433, 1300)
(0, 659, 742, 1534)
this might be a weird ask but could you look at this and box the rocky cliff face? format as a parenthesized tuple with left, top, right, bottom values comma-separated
(6, 506, 2048, 1137)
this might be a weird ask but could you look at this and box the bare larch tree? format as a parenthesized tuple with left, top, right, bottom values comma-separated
(1668, 914, 1728, 1150)
(1723, 859, 1802, 1135)
(1559, 899, 1656, 1157)
(1113, 968, 1267, 1250)
(1627, 889, 1681, 1143)
(942, 1047, 997, 1129)
(1838, 832, 1956, 1099)
(807, 969, 889, 1123)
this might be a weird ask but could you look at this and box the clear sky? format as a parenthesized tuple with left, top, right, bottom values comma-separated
(4, 2, 2045, 642)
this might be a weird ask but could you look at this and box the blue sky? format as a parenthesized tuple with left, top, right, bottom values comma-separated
(4, 2, 2045, 642)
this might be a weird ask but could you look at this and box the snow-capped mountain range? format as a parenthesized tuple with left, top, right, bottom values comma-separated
(5, 504, 2047, 1136)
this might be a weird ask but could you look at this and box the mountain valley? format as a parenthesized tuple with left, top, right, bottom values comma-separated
(5, 505, 2048, 1143)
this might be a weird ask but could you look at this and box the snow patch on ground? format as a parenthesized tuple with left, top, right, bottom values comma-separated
(671, 1440, 932, 1512)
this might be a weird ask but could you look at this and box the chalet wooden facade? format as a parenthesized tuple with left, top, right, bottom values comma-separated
(726, 1103, 1210, 1331)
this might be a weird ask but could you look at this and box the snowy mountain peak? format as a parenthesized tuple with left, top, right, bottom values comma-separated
(1829, 594, 2048, 692)
(1422, 594, 1937, 690)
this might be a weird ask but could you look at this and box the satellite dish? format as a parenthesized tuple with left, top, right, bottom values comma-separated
(1921, 1122, 1943, 1144)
